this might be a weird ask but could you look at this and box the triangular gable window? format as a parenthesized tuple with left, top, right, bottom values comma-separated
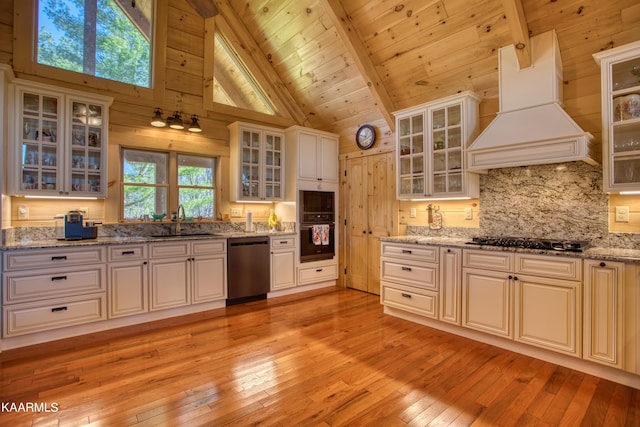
(213, 32, 276, 116)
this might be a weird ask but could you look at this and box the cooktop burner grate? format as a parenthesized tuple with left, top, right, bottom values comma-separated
(466, 236, 590, 252)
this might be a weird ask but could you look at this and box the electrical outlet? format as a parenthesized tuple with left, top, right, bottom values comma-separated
(464, 208, 473, 220)
(615, 206, 630, 222)
(18, 205, 28, 220)
(410, 208, 417, 218)
(230, 207, 242, 218)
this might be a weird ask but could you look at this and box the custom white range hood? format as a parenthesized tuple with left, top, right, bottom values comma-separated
(467, 30, 597, 170)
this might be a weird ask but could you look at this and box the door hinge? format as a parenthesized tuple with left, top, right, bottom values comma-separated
(344, 268, 347, 275)
(344, 170, 347, 176)
(344, 219, 347, 226)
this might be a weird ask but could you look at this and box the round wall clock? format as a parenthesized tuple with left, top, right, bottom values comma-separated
(356, 125, 376, 150)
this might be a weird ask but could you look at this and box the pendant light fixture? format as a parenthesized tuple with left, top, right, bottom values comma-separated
(188, 115, 202, 133)
(151, 108, 202, 132)
(150, 108, 166, 127)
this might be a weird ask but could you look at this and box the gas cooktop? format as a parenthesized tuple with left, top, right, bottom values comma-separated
(466, 236, 590, 252)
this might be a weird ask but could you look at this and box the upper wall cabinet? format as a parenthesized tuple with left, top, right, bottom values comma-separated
(394, 91, 480, 200)
(594, 41, 640, 193)
(285, 126, 339, 191)
(228, 121, 285, 202)
(8, 79, 112, 198)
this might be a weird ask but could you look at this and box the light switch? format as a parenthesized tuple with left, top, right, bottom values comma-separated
(18, 205, 28, 220)
(615, 206, 630, 222)
(410, 208, 417, 218)
(464, 208, 473, 220)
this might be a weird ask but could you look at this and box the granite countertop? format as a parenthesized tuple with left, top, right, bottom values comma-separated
(379, 235, 640, 263)
(1, 231, 297, 251)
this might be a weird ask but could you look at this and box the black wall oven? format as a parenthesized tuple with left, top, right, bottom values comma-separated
(299, 190, 335, 263)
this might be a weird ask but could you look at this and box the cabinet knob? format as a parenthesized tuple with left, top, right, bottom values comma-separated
(513, 276, 519, 281)
(508, 275, 513, 280)
(447, 249, 451, 253)
(600, 262, 606, 267)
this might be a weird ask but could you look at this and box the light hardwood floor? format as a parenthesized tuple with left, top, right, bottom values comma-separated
(1, 287, 639, 426)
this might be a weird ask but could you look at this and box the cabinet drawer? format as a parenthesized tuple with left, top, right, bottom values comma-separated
(3, 247, 106, 271)
(3, 293, 106, 337)
(515, 254, 581, 281)
(381, 281, 438, 319)
(4, 266, 106, 304)
(108, 244, 147, 262)
(463, 249, 513, 272)
(149, 242, 190, 258)
(192, 239, 226, 255)
(271, 236, 296, 250)
(381, 242, 438, 263)
(381, 258, 438, 290)
(298, 264, 338, 285)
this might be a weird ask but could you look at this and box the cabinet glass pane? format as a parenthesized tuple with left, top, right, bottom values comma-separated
(613, 122, 640, 153)
(22, 169, 38, 190)
(447, 105, 461, 125)
(612, 58, 640, 91)
(449, 150, 462, 171)
(400, 157, 411, 175)
(399, 137, 410, 156)
(613, 156, 640, 184)
(433, 175, 446, 193)
(412, 134, 424, 153)
(400, 176, 412, 194)
(87, 173, 101, 193)
(613, 94, 640, 122)
(23, 144, 39, 166)
(433, 109, 445, 129)
(72, 125, 86, 146)
(23, 93, 39, 114)
(88, 128, 101, 147)
(433, 130, 445, 150)
(72, 102, 103, 126)
(449, 173, 462, 192)
(448, 127, 461, 148)
(412, 176, 424, 193)
(412, 156, 423, 173)
(71, 149, 86, 169)
(433, 152, 445, 172)
(23, 118, 39, 141)
(42, 170, 57, 191)
(399, 118, 411, 137)
(412, 115, 423, 133)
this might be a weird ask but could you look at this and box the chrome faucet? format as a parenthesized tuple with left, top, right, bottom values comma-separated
(176, 204, 186, 235)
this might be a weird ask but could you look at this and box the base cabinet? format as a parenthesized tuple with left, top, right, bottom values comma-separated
(270, 236, 296, 291)
(583, 259, 624, 368)
(108, 245, 148, 318)
(462, 267, 512, 338)
(439, 247, 462, 325)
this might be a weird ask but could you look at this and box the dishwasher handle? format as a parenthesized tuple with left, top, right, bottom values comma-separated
(228, 238, 269, 247)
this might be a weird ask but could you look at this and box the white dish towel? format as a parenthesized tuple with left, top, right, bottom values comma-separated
(312, 224, 330, 245)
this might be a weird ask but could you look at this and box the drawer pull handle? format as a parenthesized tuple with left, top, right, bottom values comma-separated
(51, 276, 67, 281)
(51, 256, 67, 261)
(280, 241, 288, 244)
(121, 251, 135, 255)
(401, 293, 412, 298)
(401, 267, 412, 271)
(316, 269, 323, 272)
(402, 250, 412, 254)
(51, 306, 68, 313)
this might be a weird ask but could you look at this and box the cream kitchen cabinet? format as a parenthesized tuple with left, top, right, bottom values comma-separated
(228, 121, 284, 201)
(107, 244, 148, 319)
(463, 250, 582, 357)
(583, 259, 624, 368)
(439, 247, 462, 325)
(380, 242, 440, 319)
(593, 41, 640, 193)
(149, 239, 226, 311)
(270, 236, 296, 291)
(8, 79, 112, 197)
(2, 247, 107, 337)
(394, 91, 480, 199)
(285, 126, 339, 189)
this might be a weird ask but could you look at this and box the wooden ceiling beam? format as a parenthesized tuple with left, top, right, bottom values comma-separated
(185, 0, 219, 19)
(501, 0, 531, 69)
(212, 0, 311, 127)
(322, 0, 396, 132)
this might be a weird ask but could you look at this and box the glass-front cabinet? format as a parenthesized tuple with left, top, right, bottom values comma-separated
(594, 41, 640, 193)
(228, 121, 284, 201)
(395, 91, 480, 199)
(10, 80, 112, 197)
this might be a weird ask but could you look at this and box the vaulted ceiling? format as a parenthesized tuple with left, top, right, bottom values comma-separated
(197, 0, 639, 149)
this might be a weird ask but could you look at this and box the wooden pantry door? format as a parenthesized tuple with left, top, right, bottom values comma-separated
(343, 152, 396, 295)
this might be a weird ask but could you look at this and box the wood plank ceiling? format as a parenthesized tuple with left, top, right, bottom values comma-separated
(204, 0, 640, 149)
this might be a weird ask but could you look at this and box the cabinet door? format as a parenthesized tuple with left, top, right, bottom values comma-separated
(430, 103, 464, 195)
(298, 131, 320, 181)
(271, 250, 296, 290)
(192, 255, 226, 303)
(263, 132, 283, 199)
(439, 247, 462, 325)
(108, 262, 148, 318)
(15, 87, 64, 195)
(583, 260, 624, 368)
(462, 267, 512, 338)
(240, 129, 262, 199)
(514, 275, 581, 357)
(149, 258, 190, 310)
(397, 113, 426, 198)
(318, 135, 338, 182)
(68, 98, 108, 197)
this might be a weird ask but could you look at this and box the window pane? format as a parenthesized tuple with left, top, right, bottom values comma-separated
(178, 155, 214, 186)
(37, 0, 151, 87)
(179, 188, 214, 218)
(124, 185, 167, 219)
(123, 150, 167, 184)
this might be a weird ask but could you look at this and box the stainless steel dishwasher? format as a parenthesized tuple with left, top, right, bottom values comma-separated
(226, 236, 270, 305)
